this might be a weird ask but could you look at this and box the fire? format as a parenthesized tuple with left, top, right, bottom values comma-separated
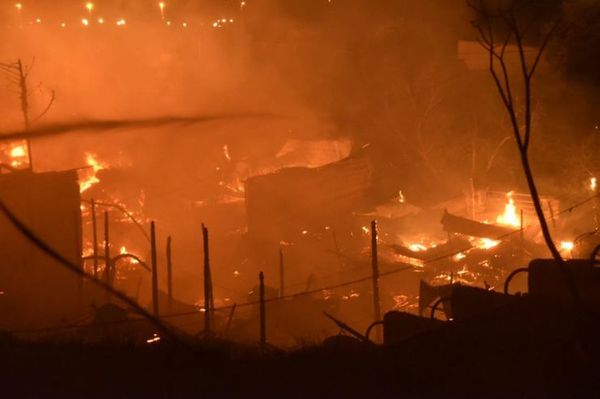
(10, 145, 26, 158)
(79, 153, 105, 193)
(8, 144, 28, 168)
(453, 252, 467, 261)
(223, 144, 231, 161)
(496, 192, 520, 227)
(119, 246, 139, 264)
(398, 190, 405, 203)
(475, 238, 500, 250)
(560, 241, 574, 252)
(591, 177, 597, 192)
(408, 243, 427, 252)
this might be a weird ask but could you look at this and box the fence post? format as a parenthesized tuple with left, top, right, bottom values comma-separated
(259, 271, 266, 348)
(166, 235, 173, 312)
(104, 211, 111, 302)
(91, 199, 98, 278)
(202, 224, 213, 334)
(151, 221, 159, 318)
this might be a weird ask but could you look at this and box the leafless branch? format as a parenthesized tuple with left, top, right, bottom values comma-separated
(32, 89, 55, 123)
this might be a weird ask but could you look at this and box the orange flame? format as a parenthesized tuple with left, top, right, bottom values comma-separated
(79, 153, 105, 193)
(496, 192, 519, 227)
(8, 143, 28, 168)
(560, 241, 574, 252)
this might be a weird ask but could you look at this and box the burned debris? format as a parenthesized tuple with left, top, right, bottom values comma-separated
(0, 1, 600, 397)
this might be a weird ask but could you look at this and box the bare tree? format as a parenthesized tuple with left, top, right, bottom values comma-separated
(468, 1, 581, 300)
(468, 2, 560, 255)
(0, 58, 55, 169)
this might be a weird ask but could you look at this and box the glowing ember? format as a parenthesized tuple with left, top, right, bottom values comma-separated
(10, 145, 26, 158)
(560, 241, 574, 252)
(591, 177, 597, 192)
(496, 192, 520, 227)
(116, 18, 126, 26)
(79, 153, 105, 193)
(15, 3, 22, 11)
(398, 190, 405, 203)
(342, 290, 360, 300)
(476, 238, 500, 250)
(223, 144, 231, 161)
(81, 18, 89, 26)
(453, 252, 467, 261)
(146, 333, 161, 344)
(8, 144, 28, 168)
(408, 243, 427, 252)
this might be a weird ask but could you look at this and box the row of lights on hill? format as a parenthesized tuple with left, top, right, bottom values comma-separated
(13, 2, 192, 28)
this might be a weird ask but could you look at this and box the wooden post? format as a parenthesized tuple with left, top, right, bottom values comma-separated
(370, 220, 382, 343)
(166, 235, 173, 312)
(259, 271, 266, 348)
(103, 211, 111, 302)
(150, 221, 159, 318)
(279, 247, 284, 298)
(91, 199, 99, 278)
(225, 303, 237, 334)
(202, 224, 213, 334)
(74, 210, 84, 304)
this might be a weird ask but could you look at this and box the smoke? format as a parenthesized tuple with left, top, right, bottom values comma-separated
(1, 1, 597, 336)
